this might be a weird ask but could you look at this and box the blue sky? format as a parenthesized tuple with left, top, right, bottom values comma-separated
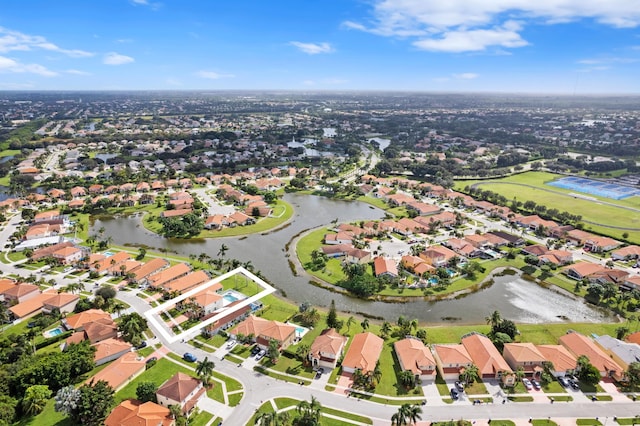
(1, 0, 639, 93)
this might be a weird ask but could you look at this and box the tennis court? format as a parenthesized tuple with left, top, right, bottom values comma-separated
(547, 176, 640, 200)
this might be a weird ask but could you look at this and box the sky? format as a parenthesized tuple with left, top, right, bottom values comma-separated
(1, 0, 640, 94)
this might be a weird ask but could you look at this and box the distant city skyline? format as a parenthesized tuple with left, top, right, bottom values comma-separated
(1, 0, 639, 93)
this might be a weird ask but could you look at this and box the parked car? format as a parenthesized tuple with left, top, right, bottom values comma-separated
(558, 377, 570, 388)
(136, 341, 147, 350)
(255, 349, 266, 361)
(146, 356, 157, 364)
(568, 378, 580, 390)
(531, 379, 541, 390)
(226, 339, 236, 350)
(522, 378, 533, 390)
(450, 388, 459, 400)
(183, 353, 197, 362)
(250, 346, 261, 356)
(454, 381, 465, 392)
(314, 368, 324, 379)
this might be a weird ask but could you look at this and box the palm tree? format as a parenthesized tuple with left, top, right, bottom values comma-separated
(486, 310, 502, 330)
(380, 321, 392, 339)
(296, 396, 322, 425)
(398, 370, 416, 389)
(360, 318, 369, 331)
(405, 404, 423, 425)
(217, 244, 229, 258)
(196, 357, 215, 387)
(346, 316, 355, 333)
(461, 364, 480, 385)
(255, 411, 290, 426)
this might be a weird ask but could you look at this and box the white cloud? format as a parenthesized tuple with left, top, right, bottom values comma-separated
(345, 0, 640, 53)
(131, 0, 148, 4)
(453, 72, 478, 79)
(289, 41, 334, 55)
(413, 21, 528, 52)
(0, 27, 93, 57)
(195, 71, 235, 79)
(0, 55, 57, 76)
(103, 52, 134, 65)
(66, 69, 91, 75)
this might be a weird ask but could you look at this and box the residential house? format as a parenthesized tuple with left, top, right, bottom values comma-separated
(394, 338, 437, 383)
(431, 344, 473, 380)
(344, 248, 372, 265)
(63, 309, 112, 331)
(88, 352, 145, 391)
(461, 333, 515, 386)
(2, 283, 40, 305)
(612, 246, 640, 261)
(130, 258, 170, 285)
(156, 373, 206, 416)
(559, 331, 623, 379)
(41, 293, 79, 314)
(562, 262, 607, 280)
(148, 263, 191, 290)
(584, 236, 622, 253)
(93, 338, 133, 366)
(160, 208, 192, 218)
(595, 335, 640, 372)
(90, 252, 131, 275)
(535, 345, 578, 377)
(161, 270, 209, 294)
(230, 315, 296, 350)
(502, 343, 546, 378)
(373, 256, 398, 278)
(191, 288, 223, 316)
(52, 246, 85, 265)
(34, 210, 63, 224)
(309, 328, 348, 370)
(8, 293, 53, 320)
(105, 400, 174, 426)
(341, 332, 384, 374)
(419, 246, 457, 267)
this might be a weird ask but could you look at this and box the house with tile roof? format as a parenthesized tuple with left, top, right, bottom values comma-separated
(88, 352, 145, 391)
(8, 293, 53, 320)
(190, 288, 223, 316)
(535, 345, 578, 377)
(502, 343, 547, 378)
(373, 256, 398, 278)
(2, 283, 40, 305)
(431, 344, 474, 380)
(612, 245, 640, 261)
(559, 331, 623, 379)
(341, 332, 384, 374)
(394, 338, 437, 382)
(161, 270, 209, 294)
(93, 338, 133, 366)
(562, 262, 607, 280)
(148, 263, 191, 289)
(230, 315, 296, 350)
(156, 373, 205, 416)
(63, 309, 112, 331)
(461, 332, 515, 386)
(52, 246, 86, 265)
(419, 246, 457, 267)
(105, 399, 174, 426)
(130, 258, 170, 285)
(91, 252, 131, 275)
(41, 292, 79, 314)
(595, 334, 640, 373)
(584, 236, 622, 253)
(309, 328, 348, 370)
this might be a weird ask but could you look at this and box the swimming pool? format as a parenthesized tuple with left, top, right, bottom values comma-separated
(43, 327, 64, 338)
(221, 290, 247, 306)
(102, 251, 115, 257)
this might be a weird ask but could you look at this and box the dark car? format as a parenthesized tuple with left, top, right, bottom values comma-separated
(450, 388, 459, 400)
(146, 356, 157, 364)
(568, 379, 580, 390)
(136, 341, 147, 350)
(183, 353, 197, 362)
(454, 381, 465, 392)
(558, 377, 570, 387)
(250, 346, 261, 356)
(531, 379, 541, 390)
(315, 369, 324, 379)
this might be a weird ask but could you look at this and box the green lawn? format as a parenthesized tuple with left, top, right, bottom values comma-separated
(197, 199, 293, 238)
(115, 358, 196, 403)
(264, 353, 316, 379)
(14, 398, 73, 426)
(188, 411, 214, 426)
(454, 171, 640, 243)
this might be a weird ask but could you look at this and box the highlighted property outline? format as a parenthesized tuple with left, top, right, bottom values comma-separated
(144, 266, 276, 343)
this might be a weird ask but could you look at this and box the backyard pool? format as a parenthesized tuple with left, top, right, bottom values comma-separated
(43, 327, 65, 338)
(102, 251, 115, 257)
(221, 290, 247, 306)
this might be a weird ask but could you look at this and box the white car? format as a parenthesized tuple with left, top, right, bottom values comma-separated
(522, 378, 533, 390)
(226, 340, 236, 350)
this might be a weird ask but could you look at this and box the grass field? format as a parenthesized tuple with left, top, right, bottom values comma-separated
(198, 199, 293, 238)
(454, 171, 640, 243)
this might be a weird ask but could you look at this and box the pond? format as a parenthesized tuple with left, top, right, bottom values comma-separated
(91, 193, 613, 325)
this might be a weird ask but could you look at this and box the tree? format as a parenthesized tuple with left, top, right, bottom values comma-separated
(616, 326, 630, 340)
(346, 316, 355, 333)
(576, 355, 601, 386)
(398, 370, 416, 389)
(326, 300, 339, 329)
(95, 284, 116, 300)
(485, 310, 502, 330)
(196, 357, 216, 387)
(267, 339, 280, 363)
(74, 380, 115, 426)
(360, 318, 369, 331)
(54, 385, 80, 417)
(136, 381, 158, 403)
(294, 396, 321, 426)
(22, 384, 52, 416)
(626, 361, 640, 389)
(118, 312, 148, 346)
(380, 321, 392, 339)
(461, 364, 480, 385)
(218, 244, 229, 258)
(256, 411, 290, 426)
(391, 403, 422, 426)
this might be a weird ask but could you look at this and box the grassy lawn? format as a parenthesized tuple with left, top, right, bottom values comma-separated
(263, 353, 315, 379)
(212, 371, 243, 393)
(615, 418, 640, 425)
(230, 343, 253, 359)
(549, 395, 573, 402)
(206, 382, 225, 404)
(188, 411, 214, 426)
(228, 393, 243, 406)
(254, 365, 311, 385)
(454, 171, 640, 243)
(115, 358, 196, 403)
(197, 199, 293, 238)
(542, 381, 566, 393)
(6, 251, 27, 262)
(532, 420, 558, 426)
(464, 380, 487, 396)
(268, 397, 373, 425)
(14, 398, 73, 426)
(576, 419, 603, 425)
(259, 293, 299, 322)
